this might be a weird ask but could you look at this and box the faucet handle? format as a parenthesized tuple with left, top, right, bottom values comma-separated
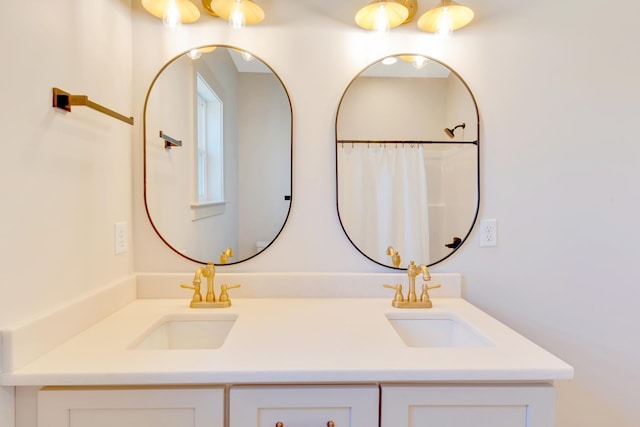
(219, 283, 241, 303)
(419, 283, 441, 304)
(383, 283, 404, 303)
(180, 283, 202, 303)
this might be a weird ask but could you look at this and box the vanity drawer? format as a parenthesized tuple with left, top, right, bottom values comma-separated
(229, 385, 379, 427)
(37, 386, 224, 427)
(381, 384, 555, 427)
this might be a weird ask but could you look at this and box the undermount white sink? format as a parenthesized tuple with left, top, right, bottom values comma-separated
(130, 313, 238, 350)
(386, 313, 493, 348)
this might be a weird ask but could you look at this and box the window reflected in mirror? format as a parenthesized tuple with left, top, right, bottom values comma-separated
(144, 46, 292, 265)
(195, 73, 224, 205)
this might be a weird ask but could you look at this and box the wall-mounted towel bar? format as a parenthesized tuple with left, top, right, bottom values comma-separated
(159, 131, 182, 149)
(52, 87, 134, 125)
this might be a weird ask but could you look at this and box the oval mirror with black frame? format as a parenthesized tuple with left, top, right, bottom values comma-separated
(144, 45, 292, 265)
(336, 54, 479, 269)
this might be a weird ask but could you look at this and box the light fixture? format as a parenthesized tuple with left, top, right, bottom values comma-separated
(417, 0, 474, 35)
(355, 1, 414, 33)
(141, 0, 201, 29)
(354, 0, 473, 35)
(142, 0, 266, 29)
(411, 55, 428, 69)
(209, 0, 265, 28)
(400, 54, 429, 69)
(187, 49, 202, 59)
(231, 48, 254, 61)
(187, 46, 217, 60)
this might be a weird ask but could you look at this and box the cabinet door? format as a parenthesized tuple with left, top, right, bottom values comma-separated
(37, 386, 224, 427)
(381, 384, 555, 427)
(230, 385, 379, 427)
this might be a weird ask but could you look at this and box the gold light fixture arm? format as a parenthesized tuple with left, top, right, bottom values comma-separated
(52, 87, 134, 125)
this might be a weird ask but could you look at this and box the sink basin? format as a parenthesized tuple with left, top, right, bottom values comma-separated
(386, 313, 493, 348)
(131, 313, 238, 350)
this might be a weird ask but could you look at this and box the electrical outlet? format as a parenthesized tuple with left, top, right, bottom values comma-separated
(114, 222, 128, 254)
(480, 218, 497, 247)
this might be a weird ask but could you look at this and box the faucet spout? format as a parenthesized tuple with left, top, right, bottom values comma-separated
(406, 261, 425, 302)
(419, 263, 431, 282)
(201, 261, 216, 302)
(382, 260, 440, 308)
(180, 261, 240, 308)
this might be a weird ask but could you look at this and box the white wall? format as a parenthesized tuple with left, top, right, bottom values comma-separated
(145, 54, 197, 254)
(237, 73, 291, 258)
(0, 0, 637, 426)
(338, 76, 448, 141)
(0, 0, 134, 423)
(145, 50, 241, 261)
(132, 1, 640, 425)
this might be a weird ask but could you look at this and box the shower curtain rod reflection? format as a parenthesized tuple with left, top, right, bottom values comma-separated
(338, 139, 478, 146)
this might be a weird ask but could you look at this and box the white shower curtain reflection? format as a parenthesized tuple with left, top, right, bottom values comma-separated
(338, 143, 430, 266)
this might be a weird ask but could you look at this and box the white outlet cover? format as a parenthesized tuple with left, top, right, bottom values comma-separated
(480, 218, 497, 247)
(114, 222, 128, 254)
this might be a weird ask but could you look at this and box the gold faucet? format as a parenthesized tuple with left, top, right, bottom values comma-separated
(386, 246, 401, 268)
(219, 247, 234, 264)
(180, 261, 240, 308)
(383, 261, 441, 308)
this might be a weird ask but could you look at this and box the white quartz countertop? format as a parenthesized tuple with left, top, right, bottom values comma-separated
(1, 298, 573, 386)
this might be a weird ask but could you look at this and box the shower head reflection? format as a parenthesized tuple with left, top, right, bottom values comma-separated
(444, 123, 466, 139)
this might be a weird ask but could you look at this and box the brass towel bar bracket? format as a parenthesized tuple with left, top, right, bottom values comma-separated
(52, 87, 134, 125)
(160, 130, 182, 149)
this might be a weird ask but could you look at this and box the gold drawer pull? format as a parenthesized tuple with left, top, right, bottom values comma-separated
(275, 422, 335, 426)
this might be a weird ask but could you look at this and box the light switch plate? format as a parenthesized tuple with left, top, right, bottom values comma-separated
(114, 222, 128, 254)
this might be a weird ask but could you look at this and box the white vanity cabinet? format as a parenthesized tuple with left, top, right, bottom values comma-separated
(36, 386, 224, 427)
(380, 384, 556, 427)
(32, 382, 558, 427)
(7, 296, 571, 427)
(229, 385, 379, 427)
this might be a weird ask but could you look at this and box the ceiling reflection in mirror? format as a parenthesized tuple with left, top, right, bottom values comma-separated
(144, 46, 292, 265)
(336, 55, 479, 268)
